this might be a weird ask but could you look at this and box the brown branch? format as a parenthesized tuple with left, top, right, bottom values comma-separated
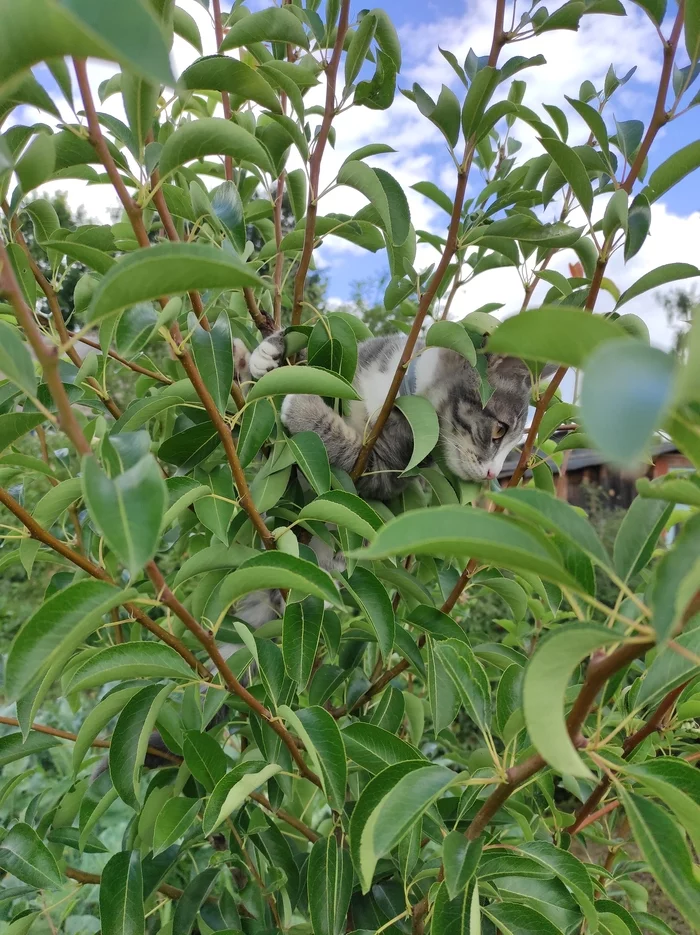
(65, 866, 186, 902)
(249, 792, 321, 843)
(351, 4, 508, 482)
(0, 485, 208, 678)
(77, 334, 173, 384)
(291, 0, 351, 326)
(0, 237, 92, 455)
(567, 678, 689, 835)
(574, 798, 620, 833)
(503, 1, 685, 492)
(243, 286, 275, 336)
(71, 58, 319, 787)
(0, 715, 180, 762)
(465, 638, 655, 841)
(76, 65, 270, 543)
(212, 0, 233, 183)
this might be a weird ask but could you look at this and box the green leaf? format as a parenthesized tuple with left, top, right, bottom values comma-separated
(182, 730, 227, 791)
(82, 454, 166, 576)
(487, 306, 626, 367)
(625, 193, 652, 261)
(434, 640, 491, 735)
(411, 180, 453, 214)
(519, 841, 597, 929)
(248, 365, 360, 401)
(180, 55, 281, 113)
(0, 0, 173, 97)
(355, 506, 580, 589)
(345, 12, 377, 85)
(219, 552, 342, 610)
(343, 566, 395, 660)
(189, 312, 233, 414)
(297, 490, 383, 541)
(685, 0, 700, 64)
(425, 320, 476, 365)
(158, 115, 272, 176)
(173, 867, 219, 935)
(0, 412, 45, 453)
(644, 140, 700, 203)
(153, 798, 201, 855)
(238, 397, 276, 468)
(356, 763, 457, 891)
(0, 822, 62, 890)
(24, 199, 60, 243)
(121, 71, 158, 152)
(211, 181, 246, 251)
(66, 643, 195, 693)
(220, 6, 309, 51)
(341, 722, 424, 774)
(539, 136, 593, 215)
(616, 263, 700, 308)
(621, 791, 700, 928)
(5, 580, 131, 701)
(0, 322, 36, 399)
(88, 242, 262, 323)
(489, 487, 609, 567)
(524, 624, 621, 777)
(287, 431, 331, 494)
(444, 833, 482, 899)
(603, 189, 629, 239)
(72, 685, 141, 776)
(648, 514, 700, 644)
(283, 596, 324, 688)
(337, 160, 410, 245)
(394, 395, 440, 473)
(626, 758, 700, 854)
(115, 303, 158, 358)
(432, 882, 480, 935)
(613, 495, 672, 582)
(462, 66, 498, 138)
(308, 836, 353, 935)
(173, 7, 203, 53)
(15, 132, 55, 193)
(159, 422, 219, 470)
(296, 706, 347, 811)
(0, 731, 61, 767)
(173, 543, 254, 587)
(427, 636, 459, 731)
(201, 764, 281, 835)
(636, 627, 700, 708)
(485, 901, 562, 935)
(100, 851, 144, 935)
(110, 683, 174, 810)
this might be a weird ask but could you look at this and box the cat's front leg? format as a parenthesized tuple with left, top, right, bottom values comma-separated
(248, 330, 286, 379)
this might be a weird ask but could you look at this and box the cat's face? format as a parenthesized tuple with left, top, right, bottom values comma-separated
(437, 356, 533, 483)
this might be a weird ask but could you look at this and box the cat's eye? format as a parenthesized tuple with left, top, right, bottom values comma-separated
(492, 421, 508, 440)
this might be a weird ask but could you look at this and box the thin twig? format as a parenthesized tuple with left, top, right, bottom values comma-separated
(291, 0, 351, 326)
(351, 3, 508, 481)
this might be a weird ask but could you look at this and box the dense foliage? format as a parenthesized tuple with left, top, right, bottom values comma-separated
(1, 1, 700, 933)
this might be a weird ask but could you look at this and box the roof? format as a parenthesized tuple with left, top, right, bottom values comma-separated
(499, 440, 679, 480)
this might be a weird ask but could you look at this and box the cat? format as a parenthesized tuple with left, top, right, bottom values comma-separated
(238, 329, 544, 500)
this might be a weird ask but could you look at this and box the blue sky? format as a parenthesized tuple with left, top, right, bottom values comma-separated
(15, 0, 700, 346)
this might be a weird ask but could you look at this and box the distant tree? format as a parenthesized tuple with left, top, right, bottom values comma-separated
(658, 286, 698, 356)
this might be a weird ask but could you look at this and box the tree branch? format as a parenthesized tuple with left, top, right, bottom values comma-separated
(0, 715, 180, 762)
(75, 61, 272, 545)
(0, 484, 208, 678)
(291, 0, 351, 326)
(567, 678, 689, 835)
(351, 0, 508, 482)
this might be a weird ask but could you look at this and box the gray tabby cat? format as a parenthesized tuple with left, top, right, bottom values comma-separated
(239, 329, 541, 499)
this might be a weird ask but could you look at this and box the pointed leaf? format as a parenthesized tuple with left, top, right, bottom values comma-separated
(524, 624, 621, 777)
(159, 117, 273, 176)
(100, 851, 144, 935)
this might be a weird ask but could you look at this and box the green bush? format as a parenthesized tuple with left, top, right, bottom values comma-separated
(1, 1, 700, 933)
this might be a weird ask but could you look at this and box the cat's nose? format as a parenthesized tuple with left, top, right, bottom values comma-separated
(486, 469, 495, 480)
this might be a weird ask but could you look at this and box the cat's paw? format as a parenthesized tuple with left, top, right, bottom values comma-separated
(233, 339, 250, 380)
(249, 333, 285, 379)
(281, 393, 326, 434)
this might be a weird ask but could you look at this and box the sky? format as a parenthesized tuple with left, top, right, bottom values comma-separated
(12, 0, 700, 350)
